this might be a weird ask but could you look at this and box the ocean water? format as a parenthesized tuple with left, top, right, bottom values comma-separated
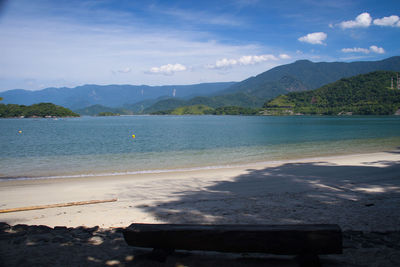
(0, 115, 399, 180)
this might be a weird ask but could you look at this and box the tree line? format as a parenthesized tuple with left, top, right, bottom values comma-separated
(0, 103, 79, 118)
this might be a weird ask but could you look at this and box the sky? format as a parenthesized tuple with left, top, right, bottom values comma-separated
(0, 0, 399, 91)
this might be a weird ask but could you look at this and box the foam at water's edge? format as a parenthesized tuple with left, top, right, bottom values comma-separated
(1, 150, 396, 182)
(0, 162, 274, 181)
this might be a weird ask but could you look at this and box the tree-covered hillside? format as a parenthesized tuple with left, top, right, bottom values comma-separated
(222, 56, 400, 101)
(75, 104, 133, 116)
(143, 92, 261, 113)
(0, 103, 80, 118)
(142, 56, 400, 113)
(263, 71, 400, 115)
(151, 105, 260, 115)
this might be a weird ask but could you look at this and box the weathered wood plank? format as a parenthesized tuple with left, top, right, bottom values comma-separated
(123, 223, 342, 255)
(0, 198, 117, 213)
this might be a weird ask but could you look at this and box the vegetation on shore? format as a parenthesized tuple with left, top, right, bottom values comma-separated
(97, 112, 120, 116)
(0, 103, 79, 118)
(75, 104, 133, 116)
(143, 92, 261, 114)
(263, 71, 400, 115)
(151, 104, 261, 115)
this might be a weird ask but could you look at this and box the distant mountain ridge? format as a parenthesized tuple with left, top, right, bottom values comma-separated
(2, 56, 400, 114)
(0, 82, 236, 110)
(140, 56, 400, 113)
(220, 56, 400, 99)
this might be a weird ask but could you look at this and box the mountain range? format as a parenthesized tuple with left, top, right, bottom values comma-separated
(0, 82, 235, 110)
(1, 56, 399, 114)
(139, 56, 400, 113)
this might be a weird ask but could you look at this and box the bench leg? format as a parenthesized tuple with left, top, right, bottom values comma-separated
(148, 248, 175, 262)
(296, 254, 321, 267)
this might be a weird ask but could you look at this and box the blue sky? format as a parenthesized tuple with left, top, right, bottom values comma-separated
(0, 0, 399, 91)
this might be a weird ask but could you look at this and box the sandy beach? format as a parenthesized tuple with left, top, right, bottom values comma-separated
(1, 151, 400, 230)
(1, 150, 400, 266)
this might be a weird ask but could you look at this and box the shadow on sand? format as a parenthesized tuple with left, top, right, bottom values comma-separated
(136, 160, 400, 229)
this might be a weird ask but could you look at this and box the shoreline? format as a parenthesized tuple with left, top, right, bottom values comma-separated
(2, 143, 399, 182)
(1, 150, 400, 231)
(0, 149, 395, 183)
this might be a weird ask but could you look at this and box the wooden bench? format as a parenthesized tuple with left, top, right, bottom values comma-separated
(123, 223, 342, 266)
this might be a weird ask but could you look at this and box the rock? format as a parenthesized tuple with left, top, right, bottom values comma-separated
(12, 236, 27, 245)
(85, 226, 99, 233)
(105, 260, 120, 266)
(389, 253, 400, 264)
(11, 224, 29, 233)
(0, 222, 11, 231)
(75, 226, 99, 233)
(27, 225, 52, 234)
(54, 226, 68, 231)
(52, 235, 68, 243)
(31, 234, 52, 243)
(71, 229, 91, 239)
(88, 236, 104, 245)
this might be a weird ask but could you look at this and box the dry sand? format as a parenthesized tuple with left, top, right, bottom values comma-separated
(1, 151, 400, 266)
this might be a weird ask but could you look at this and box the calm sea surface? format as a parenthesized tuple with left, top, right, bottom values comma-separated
(1, 115, 399, 180)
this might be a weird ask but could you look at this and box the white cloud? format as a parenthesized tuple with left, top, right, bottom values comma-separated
(339, 12, 372, 29)
(208, 54, 278, 69)
(341, 45, 385, 54)
(341, 47, 370, 54)
(279, 54, 291, 59)
(369, 45, 385, 54)
(373, 15, 400, 27)
(117, 67, 132, 73)
(238, 54, 278, 64)
(298, 32, 327, 45)
(214, 58, 238, 68)
(148, 63, 187, 75)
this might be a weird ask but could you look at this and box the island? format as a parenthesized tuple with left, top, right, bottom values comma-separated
(0, 102, 80, 118)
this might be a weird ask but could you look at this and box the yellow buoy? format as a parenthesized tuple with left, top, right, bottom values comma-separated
(18, 130, 22, 134)
(132, 134, 135, 139)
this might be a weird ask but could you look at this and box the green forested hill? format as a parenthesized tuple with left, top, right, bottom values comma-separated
(142, 56, 400, 113)
(0, 103, 80, 118)
(75, 104, 133, 116)
(223, 56, 400, 100)
(263, 71, 400, 115)
(143, 92, 261, 113)
(151, 104, 260, 115)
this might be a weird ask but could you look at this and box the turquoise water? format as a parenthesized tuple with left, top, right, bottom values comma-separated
(0, 115, 399, 180)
